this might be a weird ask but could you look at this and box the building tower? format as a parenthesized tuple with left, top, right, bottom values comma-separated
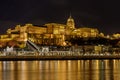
(66, 14, 75, 29)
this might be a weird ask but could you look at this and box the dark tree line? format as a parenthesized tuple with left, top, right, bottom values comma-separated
(66, 37, 120, 47)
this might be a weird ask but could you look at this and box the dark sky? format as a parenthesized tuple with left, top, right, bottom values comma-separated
(0, 0, 120, 34)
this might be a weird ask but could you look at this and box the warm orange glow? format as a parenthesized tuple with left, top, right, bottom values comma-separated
(0, 16, 119, 48)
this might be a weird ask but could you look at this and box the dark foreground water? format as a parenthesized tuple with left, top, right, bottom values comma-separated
(0, 60, 120, 80)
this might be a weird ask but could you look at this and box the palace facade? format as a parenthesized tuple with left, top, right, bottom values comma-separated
(0, 16, 102, 48)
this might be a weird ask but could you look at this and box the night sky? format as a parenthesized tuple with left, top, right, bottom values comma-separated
(0, 0, 120, 35)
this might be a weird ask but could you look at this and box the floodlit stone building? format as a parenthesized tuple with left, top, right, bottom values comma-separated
(71, 27, 99, 38)
(0, 16, 102, 48)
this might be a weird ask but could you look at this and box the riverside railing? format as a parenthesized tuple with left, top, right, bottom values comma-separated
(0, 50, 120, 57)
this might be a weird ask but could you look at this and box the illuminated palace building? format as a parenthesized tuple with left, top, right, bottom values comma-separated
(0, 16, 104, 48)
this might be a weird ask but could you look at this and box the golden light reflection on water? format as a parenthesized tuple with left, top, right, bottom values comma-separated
(0, 60, 120, 80)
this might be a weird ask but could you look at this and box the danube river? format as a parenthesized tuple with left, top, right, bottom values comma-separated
(0, 60, 120, 80)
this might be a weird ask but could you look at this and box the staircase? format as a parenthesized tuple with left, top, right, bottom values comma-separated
(26, 40, 40, 53)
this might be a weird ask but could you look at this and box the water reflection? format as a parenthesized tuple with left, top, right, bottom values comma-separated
(0, 60, 120, 80)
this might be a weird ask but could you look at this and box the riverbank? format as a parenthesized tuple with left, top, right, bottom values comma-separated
(0, 55, 120, 61)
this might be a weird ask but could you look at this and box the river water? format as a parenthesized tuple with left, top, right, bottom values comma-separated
(0, 60, 120, 80)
